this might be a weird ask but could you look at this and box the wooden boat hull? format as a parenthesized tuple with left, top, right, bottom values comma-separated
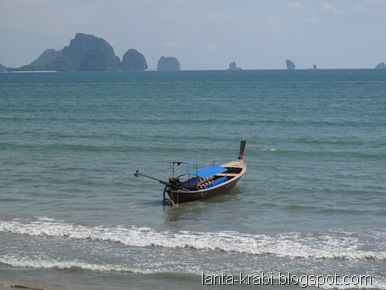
(135, 140, 247, 205)
(165, 159, 246, 205)
(166, 176, 241, 204)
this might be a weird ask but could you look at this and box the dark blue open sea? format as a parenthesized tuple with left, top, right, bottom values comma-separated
(1, 70, 385, 289)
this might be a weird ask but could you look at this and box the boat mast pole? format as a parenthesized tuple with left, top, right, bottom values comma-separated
(238, 140, 247, 160)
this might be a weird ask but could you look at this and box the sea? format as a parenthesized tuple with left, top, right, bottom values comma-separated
(0, 69, 385, 290)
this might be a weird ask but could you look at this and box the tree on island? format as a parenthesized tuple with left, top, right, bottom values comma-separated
(11, 33, 149, 72)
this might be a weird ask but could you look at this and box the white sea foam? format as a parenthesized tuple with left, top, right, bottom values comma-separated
(1, 218, 386, 261)
(1, 255, 386, 290)
(0, 255, 152, 274)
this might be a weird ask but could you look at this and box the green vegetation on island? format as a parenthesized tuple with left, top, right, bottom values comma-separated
(1, 33, 385, 71)
(8, 33, 149, 72)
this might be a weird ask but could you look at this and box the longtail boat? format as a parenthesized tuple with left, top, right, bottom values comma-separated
(134, 141, 246, 205)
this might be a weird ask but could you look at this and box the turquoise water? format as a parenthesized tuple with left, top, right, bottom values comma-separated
(0, 70, 385, 289)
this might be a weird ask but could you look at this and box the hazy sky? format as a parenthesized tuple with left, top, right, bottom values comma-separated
(1, 0, 385, 70)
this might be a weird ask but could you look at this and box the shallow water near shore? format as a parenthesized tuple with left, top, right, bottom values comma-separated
(1, 70, 385, 289)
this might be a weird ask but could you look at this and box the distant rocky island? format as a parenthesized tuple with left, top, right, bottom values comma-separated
(0, 34, 385, 71)
(121, 49, 148, 71)
(227, 62, 242, 70)
(375, 62, 386, 69)
(157, 56, 180, 71)
(6, 33, 149, 72)
(286, 59, 296, 70)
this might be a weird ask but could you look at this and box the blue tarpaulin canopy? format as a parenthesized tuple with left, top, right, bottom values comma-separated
(187, 165, 226, 179)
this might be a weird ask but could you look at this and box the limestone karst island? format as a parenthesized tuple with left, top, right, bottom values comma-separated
(0, 33, 385, 71)
(1, 33, 181, 72)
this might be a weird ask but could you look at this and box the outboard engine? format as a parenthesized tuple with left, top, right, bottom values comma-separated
(168, 177, 180, 188)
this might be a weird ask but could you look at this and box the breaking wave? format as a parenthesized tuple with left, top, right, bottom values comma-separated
(1, 217, 386, 261)
(0, 256, 148, 274)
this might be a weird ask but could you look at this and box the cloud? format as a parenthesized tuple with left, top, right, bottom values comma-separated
(263, 16, 281, 33)
(161, 40, 183, 50)
(308, 13, 321, 23)
(353, 4, 365, 10)
(288, 1, 303, 9)
(368, 0, 386, 3)
(320, 2, 341, 14)
(199, 42, 216, 51)
(205, 11, 233, 25)
(1, 0, 386, 69)
(0, 1, 96, 33)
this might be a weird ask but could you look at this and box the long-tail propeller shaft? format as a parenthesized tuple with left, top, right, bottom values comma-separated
(134, 170, 181, 189)
(134, 170, 168, 185)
